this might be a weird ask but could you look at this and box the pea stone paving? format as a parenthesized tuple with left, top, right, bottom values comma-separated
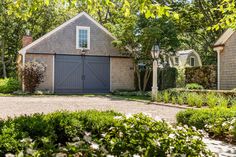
(0, 95, 235, 156)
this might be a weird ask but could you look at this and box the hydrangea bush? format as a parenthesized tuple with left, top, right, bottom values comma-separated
(177, 107, 236, 143)
(0, 111, 213, 156)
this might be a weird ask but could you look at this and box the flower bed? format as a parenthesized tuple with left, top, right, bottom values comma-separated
(0, 110, 212, 156)
(177, 107, 236, 143)
(156, 89, 236, 108)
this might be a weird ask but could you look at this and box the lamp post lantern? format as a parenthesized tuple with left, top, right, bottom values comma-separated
(151, 44, 160, 100)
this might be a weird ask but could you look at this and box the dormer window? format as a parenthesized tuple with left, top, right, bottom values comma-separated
(76, 26, 90, 49)
(175, 57, 179, 65)
(190, 56, 195, 66)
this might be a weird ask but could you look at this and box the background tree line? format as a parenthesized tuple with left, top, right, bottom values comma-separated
(0, 0, 231, 87)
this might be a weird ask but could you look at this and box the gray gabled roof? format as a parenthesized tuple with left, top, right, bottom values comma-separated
(214, 28, 235, 47)
(19, 12, 117, 54)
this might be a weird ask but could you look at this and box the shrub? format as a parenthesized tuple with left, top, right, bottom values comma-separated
(186, 93, 197, 106)
(156, 92, 163, 102)
(163, 90, 170, 103)
(195, 94, 204, 108)
(21, 61, 46, 93)
(135, 67, 177, 91)
(104, 114, 211, 156)
(177, 107, 236, 142)
(0, 78, 20, 93)
(0, 111, 212, 156)
(185, 83, 204, 90)
(206, 93, 218, 108)
(171, 96, 176, 104)
(185, 65, 216, 89)
(177, 93, 185, 105)
(217, 96, 229, 107)
(113, 90, 150, 97)
(157, 67, 178, 90)
(176, 67, 185, 88)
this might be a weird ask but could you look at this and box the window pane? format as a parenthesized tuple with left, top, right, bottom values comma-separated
(190, 57, 195, 66)
(78, 29, 88, 48)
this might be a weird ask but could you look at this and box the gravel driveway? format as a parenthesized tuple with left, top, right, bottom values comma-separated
(0, 95, 235, 155)
(0, 95, 183, 123)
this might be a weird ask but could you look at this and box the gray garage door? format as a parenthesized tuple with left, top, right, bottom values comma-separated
(55, 55, 110, 94)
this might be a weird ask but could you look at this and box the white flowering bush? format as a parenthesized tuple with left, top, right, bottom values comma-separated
(21, 61, 46, 93)
(0, 111, 212, 156)
(103, 114, 212, 157)
(177, 107, 236, 143)
(205, 117, 236, 141)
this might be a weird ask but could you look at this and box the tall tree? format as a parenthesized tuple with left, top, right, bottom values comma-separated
(171, 0, 224, 65)
(112, 14, 180, 91)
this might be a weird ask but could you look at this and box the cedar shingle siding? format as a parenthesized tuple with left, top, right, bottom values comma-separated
(21, 13, 135, 93)
(220, 32, 236, 90)
(27, 15, 122, 57)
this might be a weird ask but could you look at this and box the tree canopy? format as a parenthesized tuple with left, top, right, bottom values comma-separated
(0, 0, 229, 79)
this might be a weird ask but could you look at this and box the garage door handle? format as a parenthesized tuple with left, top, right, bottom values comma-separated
(82, 75, 85, 80)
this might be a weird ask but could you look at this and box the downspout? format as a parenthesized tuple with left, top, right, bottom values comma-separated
(217, 50, 220, 90)
(213, 46, 224, 90)
(22, 50, 26, 92)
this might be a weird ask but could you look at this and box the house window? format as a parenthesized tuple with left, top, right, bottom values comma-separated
(175, 57, 179, 65)
(76, 26, 90, 49)
(190, 57, 195, 66)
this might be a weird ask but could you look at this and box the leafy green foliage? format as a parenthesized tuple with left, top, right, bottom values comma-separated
(176, 68, 185, 88)
(185, 65, 217, 89)
(158, 67, 178, 90)
(21, 61, 46, 93)
(0, 111, 212, 156)
(163, 90, 170, 103)
(137, 67, 178, 91)
(177, 107, 236, 142)
(186, 93, 196, 107)
(156, 89, 234, 108)
(177, 93, 185, 105)
(186, 83, 204, 90)
(0, 78, 20, 93)
(206, 93, 218, 108)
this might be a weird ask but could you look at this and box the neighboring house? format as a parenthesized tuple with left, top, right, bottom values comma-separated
(17, 12, 135, 94)
(214, 28, 236, 90)
(169, 50, 202, 68)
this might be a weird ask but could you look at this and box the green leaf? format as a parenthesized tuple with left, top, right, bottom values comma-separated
(45, 0, 50, 6)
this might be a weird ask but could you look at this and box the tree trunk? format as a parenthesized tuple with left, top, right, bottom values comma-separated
(0, 40, 7, 78)
(134, 64, 142, 91)
(142, 69, 151, 91)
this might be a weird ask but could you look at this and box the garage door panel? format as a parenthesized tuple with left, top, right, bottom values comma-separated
(83, 57, 110, 93)
(55, 55, 83, 93)
(55, 55, 110, 94)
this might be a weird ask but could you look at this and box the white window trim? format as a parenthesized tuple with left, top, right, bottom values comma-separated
(76, 26, 90, 50)
(190, 56, 195, 66)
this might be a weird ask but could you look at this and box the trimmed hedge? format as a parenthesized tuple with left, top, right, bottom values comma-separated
(0, 78, 20, 93)
(157, 67, 177, 90)
(137, 67, 178, 91)
(185, 65, 216, 89)
(0, 110, 212, 156)
(177, 107, 236, 142)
